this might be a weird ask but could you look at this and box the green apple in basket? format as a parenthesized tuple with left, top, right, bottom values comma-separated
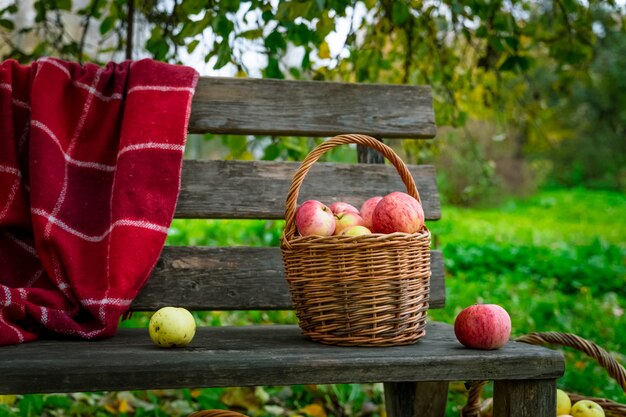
(334, 212, 366, 235)
(557, 388, 572, 415)
(341, 225, 372, 236)
(570, 400, 605, 417)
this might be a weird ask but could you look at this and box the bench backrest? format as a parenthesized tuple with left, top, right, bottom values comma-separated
(130, 76, 444, 312)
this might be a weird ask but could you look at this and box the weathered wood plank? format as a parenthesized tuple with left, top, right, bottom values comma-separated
(0, 323, 564, 395)
(131, 248, 445, 311)
(175, 160, 441, 220)
(384, 381, 449, 417)
(189, 77, 436, 138)
(493, 379, 557, 417)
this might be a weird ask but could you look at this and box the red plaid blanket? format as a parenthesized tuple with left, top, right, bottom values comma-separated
(0, 58, 198, 345)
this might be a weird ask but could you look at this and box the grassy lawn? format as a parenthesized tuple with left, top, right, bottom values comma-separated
(1, 188, 624, 417)
(427, 188, 626, 414)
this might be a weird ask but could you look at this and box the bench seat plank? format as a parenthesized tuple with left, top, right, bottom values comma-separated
(132, 249, 445, 311)
(189, 77, 436, 138)
(0, 322, 564, 395)
(176, 160, 441, 220)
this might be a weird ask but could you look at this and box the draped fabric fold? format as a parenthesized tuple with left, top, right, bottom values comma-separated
(0, 58, 198, 345)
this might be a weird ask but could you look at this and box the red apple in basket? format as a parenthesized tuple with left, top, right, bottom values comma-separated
(372, 192, 425, 234)
(334, 212, 366, 235)
(329, 202, 359, 215)
(454, 304, 511, 350)
(359, 196, 383, 229)
(295, 200, 336, 236)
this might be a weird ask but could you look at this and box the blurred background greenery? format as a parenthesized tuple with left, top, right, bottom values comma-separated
(1, 1, 624, 416)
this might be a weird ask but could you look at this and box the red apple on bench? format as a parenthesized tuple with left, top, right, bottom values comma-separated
(454, 304, 511, 350)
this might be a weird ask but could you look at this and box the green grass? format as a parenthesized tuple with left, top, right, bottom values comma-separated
(2, 188, 624, 417)
(427, 188, 626, 412)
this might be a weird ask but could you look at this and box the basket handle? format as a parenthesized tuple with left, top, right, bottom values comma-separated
(283, 134, 420, 241)
(516, 332, 626, 392)
(461, 332, 626, 417)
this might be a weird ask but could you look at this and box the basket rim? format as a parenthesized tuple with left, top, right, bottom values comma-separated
(280, 226, 431, 248)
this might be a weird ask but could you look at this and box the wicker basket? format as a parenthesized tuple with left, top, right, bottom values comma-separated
(462, 332, 626, 417)
(280, 134, 431, 347)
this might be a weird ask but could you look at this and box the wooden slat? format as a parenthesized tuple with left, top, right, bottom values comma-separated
(189, 77, 436, 138)
(384, 382, 449, 417)
(0, 323, 564, 395)
(175, 160, 441, 220)
(131, 248, 445, 311)
(494, 379, 557, 417)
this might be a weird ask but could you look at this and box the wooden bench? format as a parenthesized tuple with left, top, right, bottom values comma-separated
(0, 77, 564, 417)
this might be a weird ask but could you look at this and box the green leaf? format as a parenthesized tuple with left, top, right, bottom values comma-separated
(99, 16, 115, 35)
(223, 0, 241, 13)
(498, 55, 531, 72)
(265, 30, 286, 52)
(239, 28, 263, 40)
(0, 19, 14, 30)
(187, 39, 200, 53)
(265, 56, 284, 79)
(503, 36, 519, 51)
(489, 37, 506, 53)
(181, 0, 207, 15)
(179, 13, 212, 38)
(43, 395, 73, 409)
(212, 14, 234, 38)
(561, 0, 579, 13)
(214, 41, 231, 69)
(262, 143, 281, 160)
(19, 395, 44, 417)
(476, 25, 488, 38)
(391, 1, 410, 25)
(55, 0, 72, 11)
(498, 55, 518, 71)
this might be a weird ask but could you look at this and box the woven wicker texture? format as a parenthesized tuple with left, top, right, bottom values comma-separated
(461, 332, 626, 417)
(280, 134, 431, 347)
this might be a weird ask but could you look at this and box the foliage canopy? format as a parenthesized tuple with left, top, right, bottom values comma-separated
(1, 0, 625, 192)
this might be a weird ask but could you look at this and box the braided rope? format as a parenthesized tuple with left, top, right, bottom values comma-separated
(517, 332, 626, 392)
(461, 381, 489, 417)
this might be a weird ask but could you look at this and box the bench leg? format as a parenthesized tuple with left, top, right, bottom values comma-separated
(493, 379, 556, 417)
(384, 381, 449, 417)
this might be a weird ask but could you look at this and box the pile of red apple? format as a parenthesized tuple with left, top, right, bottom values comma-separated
(294, 191, 425, 237)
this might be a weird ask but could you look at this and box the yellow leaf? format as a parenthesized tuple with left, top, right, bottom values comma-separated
(118, 399, 134, 414)
(0, 395, 17, 406)
(190, 389, 202, 398)
(300, 403, 327, 417)
(221, 387, 260, 411)
(318, 41, 331, 59)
